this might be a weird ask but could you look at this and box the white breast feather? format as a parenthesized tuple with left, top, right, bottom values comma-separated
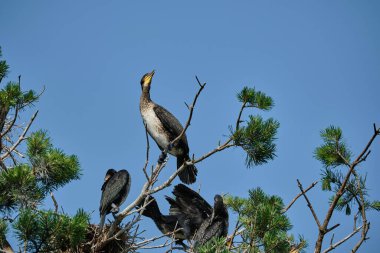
(142, 107, 170, 149)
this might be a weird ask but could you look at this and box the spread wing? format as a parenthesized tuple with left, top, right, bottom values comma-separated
(153, 104, 188, 146)
(166, 184, 212, 230)
(172, 184, 212, 216)
(100, 170, 131, 214)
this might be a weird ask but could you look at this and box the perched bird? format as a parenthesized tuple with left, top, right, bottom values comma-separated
(139, 70, 198, 184)
(99, 169, 131, 230)
(139, 195, 189, 247)
(165, 184, 212, 237)
(165, 184, 228, 248)
(193, 194, 229, 248)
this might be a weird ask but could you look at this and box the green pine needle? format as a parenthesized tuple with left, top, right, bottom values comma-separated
(237, 87, 274, 111)
(233, 115, 279, 167)
(315, 126, 352, 168)
(13, 209, 89, 252)
(0, 165, 44, 211)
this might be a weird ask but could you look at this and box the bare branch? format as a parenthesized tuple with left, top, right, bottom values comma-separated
(0, 107, 19, 138)
(322, 225, 363, 253)
(170, 76, 206, 148)
(1, 111, 38, 160)
(297, 179, 321, 228)
(235, 101, 247, 131)
(326, 223, 340, 233)
(50, 192, 59, 213)
(282, 180, 318, 213)
(143, 124, 150, 181)
(351, 170, 370, 253)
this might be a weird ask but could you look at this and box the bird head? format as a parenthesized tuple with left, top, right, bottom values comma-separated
(214, 194, 224, 204)
(140, 70, 155, 90)
(104, 169, 117, 182)
(213, 194, 228, 217)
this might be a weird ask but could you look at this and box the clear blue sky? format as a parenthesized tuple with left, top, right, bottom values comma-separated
(1, 1, 379, 252)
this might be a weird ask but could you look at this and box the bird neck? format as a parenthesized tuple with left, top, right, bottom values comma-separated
(141, 86, 152, 103)
(213, 202, 228, 218)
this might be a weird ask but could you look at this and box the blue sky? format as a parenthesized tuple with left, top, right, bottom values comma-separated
(1, 1, 379, 252)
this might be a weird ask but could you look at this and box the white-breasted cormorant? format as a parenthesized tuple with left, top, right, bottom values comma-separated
(99, 169, 131, 230)
(139, 70, 198, 184)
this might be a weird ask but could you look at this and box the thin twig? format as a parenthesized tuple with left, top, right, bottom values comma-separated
(170, 76, 206, 148)
(282, 180, 318, 213)
(297, 179, 321, 228)
(143, 124, 150, 181)
(50, 192, 59, 213)
(322, 225, 363, 253)
(1, 111, 38, 160)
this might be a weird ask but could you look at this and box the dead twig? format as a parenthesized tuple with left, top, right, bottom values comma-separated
(282, 180, 318, 213)
(1, 111, 38, 160)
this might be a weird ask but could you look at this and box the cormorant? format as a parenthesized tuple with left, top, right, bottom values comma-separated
(139, 195, 189, 247)
(165, 184, 228, 248)
(165, 184, 212, 237)
(139, 70, 198, 184)
(193, 194, 229, 248)
(99, 169, 131, 230)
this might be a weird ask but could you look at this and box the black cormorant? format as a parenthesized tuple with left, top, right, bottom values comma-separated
(139, 70, 198, 184)
(193, 194, 229, 248)
(165, 184, 228, 248)
(165, 183, 212, 237)
(139, 195, 189, 247)
(99, 169, 131, 230)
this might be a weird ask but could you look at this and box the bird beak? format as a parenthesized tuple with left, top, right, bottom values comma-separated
(150, 70, 155, 77)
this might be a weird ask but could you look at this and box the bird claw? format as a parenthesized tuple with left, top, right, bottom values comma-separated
(111, 203, 119, 214)
(158, 152, 167, 164)
(167, 142, 173, 151)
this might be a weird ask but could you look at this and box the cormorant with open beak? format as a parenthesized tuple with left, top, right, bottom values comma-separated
(139, 70, 198, 184)
(99, 169, 131, 230)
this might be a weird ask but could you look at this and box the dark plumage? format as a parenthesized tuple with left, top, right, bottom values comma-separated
(139, 196, 189, 247)
(99, 169, 131, 230)
(139, 185, 228, 248)
(193, 194, 229, 248)
(165, 184, 228, 248)
(139, 70, 198, 184)
(165, 184, 212, 236)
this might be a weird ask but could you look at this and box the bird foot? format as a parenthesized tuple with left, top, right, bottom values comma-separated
(167, 142, 174, 151)
(158, 152, 167, 164)
(111, 203, 119, 214)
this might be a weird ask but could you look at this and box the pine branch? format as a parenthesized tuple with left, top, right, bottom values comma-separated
(322, 225, 362, 253)
(297, 179, 321, 228)
(314, 125, 380, 253)
(282, 180, 318, 213)
(170, 76, 205, 149)
(1, 111, 38, 161)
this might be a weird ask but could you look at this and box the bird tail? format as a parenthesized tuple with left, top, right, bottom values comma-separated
(99, 214, 106, 232)
(139, 196, 162, 219)
(177, 155, 198, 184)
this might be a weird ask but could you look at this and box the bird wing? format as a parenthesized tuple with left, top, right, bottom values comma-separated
(194, 218, 227, 246)
(153, 104, 188, 146)
(100, 170, 131, 214)
(172, 184, 212, 216)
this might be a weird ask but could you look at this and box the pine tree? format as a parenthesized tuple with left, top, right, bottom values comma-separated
(0, 46, 378, 253)
(0, 47, 88, 252)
